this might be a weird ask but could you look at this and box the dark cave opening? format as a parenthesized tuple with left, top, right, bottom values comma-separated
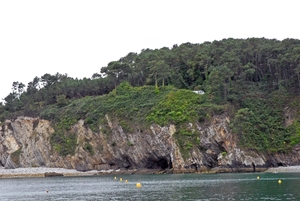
(252, 162, 256, 172)
(157, 158, 169, 169)
(191, 164, 198, 171)
(146, 158, 172, 170)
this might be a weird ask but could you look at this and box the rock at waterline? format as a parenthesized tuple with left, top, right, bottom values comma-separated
(44, 172, 64, 177)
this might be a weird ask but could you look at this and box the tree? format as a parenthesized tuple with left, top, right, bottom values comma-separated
(148, 60, 171, 88)
(206, 66, 234, 102)
(101, 61, 131, 88)
(10, 81, 25, 99)
(41, 73, 58, 88)
(27, 76, 40, 94)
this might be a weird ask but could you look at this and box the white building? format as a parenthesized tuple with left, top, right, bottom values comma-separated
(193, 90, 205, 95)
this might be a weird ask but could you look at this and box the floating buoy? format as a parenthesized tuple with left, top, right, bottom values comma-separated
(136, 183, 142, 188)
(125, 180, 128, 183)
(278, 180, 282, 184)
(120, 178, 122, 182)
(114, 176, 117, 180)
(257, 176, 260, 179)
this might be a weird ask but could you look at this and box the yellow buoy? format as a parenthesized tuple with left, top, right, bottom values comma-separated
(278, 179, 282, 184)
(114, 176, 117, 180)
(136, 183, 142, 188)
(125, 180, 128, 183)
(257, 176, 260, 179)
(120, 178, 122, 182)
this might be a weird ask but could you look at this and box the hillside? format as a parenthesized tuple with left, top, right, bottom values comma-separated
(1, 38, 300, 172)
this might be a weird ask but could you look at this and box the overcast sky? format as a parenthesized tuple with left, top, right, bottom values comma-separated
(0, 0, 299, 102)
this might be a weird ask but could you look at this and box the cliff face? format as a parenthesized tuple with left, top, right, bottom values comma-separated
(1, 115, 300, 172)
(0, 116, 185, 171)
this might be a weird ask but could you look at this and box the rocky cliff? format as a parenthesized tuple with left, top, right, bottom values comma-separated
(1, 115, 300, 173)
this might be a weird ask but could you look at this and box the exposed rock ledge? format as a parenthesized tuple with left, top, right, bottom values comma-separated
(1, 116, 300, 174)
(265, 166, 300, 173)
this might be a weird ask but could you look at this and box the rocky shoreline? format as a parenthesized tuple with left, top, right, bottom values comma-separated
(1, 166, 300, 178)
(0, 167, 98, 178)
(0, 167, 170, 178)
(264, 166, 300, 173)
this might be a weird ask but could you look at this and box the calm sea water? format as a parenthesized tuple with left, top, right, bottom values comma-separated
(0, 172, 299, 200)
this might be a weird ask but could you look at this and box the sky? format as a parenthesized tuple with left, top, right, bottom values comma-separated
(0, 0, 299, 102)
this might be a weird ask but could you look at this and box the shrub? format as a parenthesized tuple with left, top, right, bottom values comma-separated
(231, 97, 292, 153)
(50, 129, 77, 157)
(83, 142, 94, 155)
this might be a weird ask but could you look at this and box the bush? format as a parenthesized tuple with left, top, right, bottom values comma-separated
(51, 129, 77, 157)
(174, 125, 200, 159)
(147, 90, 203, 126)
(231, 97, 293, 153)
(83, 142, 94, 155)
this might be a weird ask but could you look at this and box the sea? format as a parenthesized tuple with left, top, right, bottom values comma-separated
(0, 172, 299, 200)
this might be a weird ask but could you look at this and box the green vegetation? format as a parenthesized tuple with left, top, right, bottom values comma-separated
(147, 89, 223, 155)
(147, 90, 202, 125)
(221, 152, 227, 157)
(83, 142, 94, 155)
(174, 125, 199, 159)
(50, 128, 77, 157)
(147, 89, 225, 125)
(1, 38, 300, 155)
(230, 87, 300, 153)
(38, 82, 175, 133)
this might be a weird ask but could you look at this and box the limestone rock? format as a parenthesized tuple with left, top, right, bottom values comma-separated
(0, 115, 300, 173)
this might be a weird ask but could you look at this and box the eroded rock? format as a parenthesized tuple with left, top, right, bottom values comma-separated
(0, 115, 300, 173)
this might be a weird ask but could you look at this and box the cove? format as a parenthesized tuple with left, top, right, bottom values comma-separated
(0, 172, 300, 200)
